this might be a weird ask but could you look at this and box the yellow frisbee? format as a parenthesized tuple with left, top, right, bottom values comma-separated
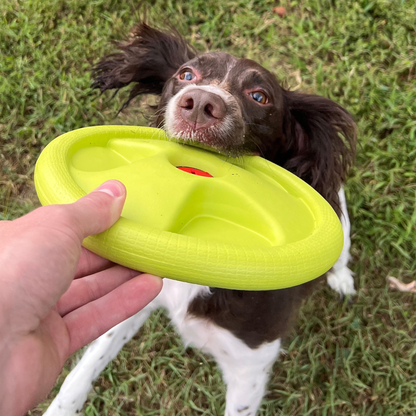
(34, 126, 343, 290)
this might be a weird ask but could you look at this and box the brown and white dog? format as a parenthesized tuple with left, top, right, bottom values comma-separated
(44, 23, 357, 416)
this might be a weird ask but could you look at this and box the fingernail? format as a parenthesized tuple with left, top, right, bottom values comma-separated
(94, 180, 125, 198)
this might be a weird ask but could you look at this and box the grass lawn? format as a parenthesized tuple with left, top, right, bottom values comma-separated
(1, 0, 416, 414)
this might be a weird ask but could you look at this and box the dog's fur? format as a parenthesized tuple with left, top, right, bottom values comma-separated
(44, 23, 357, 416)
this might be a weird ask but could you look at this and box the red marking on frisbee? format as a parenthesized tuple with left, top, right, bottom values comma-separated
(177, 166, 213, 177)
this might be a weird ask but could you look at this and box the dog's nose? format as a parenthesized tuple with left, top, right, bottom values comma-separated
(179, 89, 226, 129)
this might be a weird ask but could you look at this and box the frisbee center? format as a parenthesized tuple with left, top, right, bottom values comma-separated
(177, 166, 213, 177)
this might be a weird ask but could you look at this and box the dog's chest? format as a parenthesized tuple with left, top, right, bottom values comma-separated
(158, 279, 254, 360)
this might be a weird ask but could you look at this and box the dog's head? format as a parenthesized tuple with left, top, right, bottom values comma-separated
(92, 23, 356, 214)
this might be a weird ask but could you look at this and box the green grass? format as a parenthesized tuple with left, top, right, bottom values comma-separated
(1, 0, 416, 414)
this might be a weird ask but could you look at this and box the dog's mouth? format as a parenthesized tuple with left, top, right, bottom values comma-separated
(165, 122, 236, 155)
(165, 132, 224, 154)
(165, 127, 257, 158)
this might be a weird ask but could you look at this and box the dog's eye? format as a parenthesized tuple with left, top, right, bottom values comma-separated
(249, 91, 268, 104)
(179, 70, 196, 81)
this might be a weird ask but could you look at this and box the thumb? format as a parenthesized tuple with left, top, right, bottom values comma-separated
(66, 180, 127, 240)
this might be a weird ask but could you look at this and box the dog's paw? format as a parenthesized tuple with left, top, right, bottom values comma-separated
(327, 267, 356, 297)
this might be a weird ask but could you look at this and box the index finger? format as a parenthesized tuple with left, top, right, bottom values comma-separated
(65, 274, 163, 355)
(75, 247, 115, 279)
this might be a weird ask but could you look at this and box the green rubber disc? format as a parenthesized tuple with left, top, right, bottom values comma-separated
(34, 126, 343, 290)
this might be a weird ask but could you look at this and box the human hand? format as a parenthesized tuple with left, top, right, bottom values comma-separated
(0, 180, 162, 416)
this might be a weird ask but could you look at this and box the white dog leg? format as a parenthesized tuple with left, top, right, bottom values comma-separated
(43, 305, 156, 416)
(184, 320, 281, 416)
(327, 187, 356, 296)
(220, 339, 281, 416)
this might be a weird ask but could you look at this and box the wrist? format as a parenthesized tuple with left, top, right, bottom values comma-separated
(0, 329, 13, 415)
(0, 332, 47, 416)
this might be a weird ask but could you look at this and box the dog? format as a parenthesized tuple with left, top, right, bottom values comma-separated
(44, 22, 357, 416)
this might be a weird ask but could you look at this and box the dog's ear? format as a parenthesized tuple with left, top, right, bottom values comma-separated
(92, 22, 196, 110)
(278, 90, 356, 214)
